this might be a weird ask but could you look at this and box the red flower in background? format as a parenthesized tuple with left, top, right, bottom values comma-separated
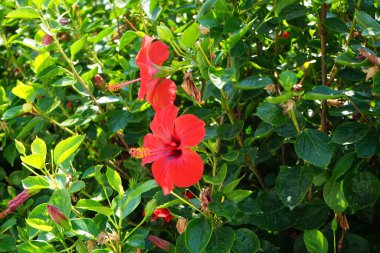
(130, 105, 205, 195)
(107, 35, 176, 110)
(47, 205, 67, 225)
(0, 189, 38, 219)
(151, 208, 174, 222)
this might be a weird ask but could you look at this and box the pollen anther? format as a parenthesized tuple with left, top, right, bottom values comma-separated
(130, 147, 150, 158)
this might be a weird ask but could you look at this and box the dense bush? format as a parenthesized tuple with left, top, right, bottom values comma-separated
(0, 0, 380, 252)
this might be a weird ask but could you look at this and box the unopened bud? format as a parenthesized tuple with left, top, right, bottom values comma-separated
(176, 218, 188, 234)
(42, 34, 53, 45)
(58, 18, 70, 25)
(281, 99, 295, 114)
(199, 25, 210, 35)
(144, 199, 157, 217)
(148, 235, 173, 251)
(264, 84, 276, 94)
(22, 103, 34, 113)
(94, 74, 105, 89)
(47, 205, 67, 225)
(182, 72, 201, 103)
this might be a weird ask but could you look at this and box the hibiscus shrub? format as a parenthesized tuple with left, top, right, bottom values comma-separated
(1, 0, 380, 252)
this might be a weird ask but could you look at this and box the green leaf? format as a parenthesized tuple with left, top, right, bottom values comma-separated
(205, 226, 235, 253)
(294, 198, 330, 230)
(303, 230, 328, 253)
(31, 137, 46, 157)
(6, 7, 40, 19)
(355, 132, 377, 158)
(208, 67, 235, 89)
(157, 25, 174, 42)
(22, 176, 49, 190)
(279, 4, 307, 20)
(12, 82, 35, 101)
(335, 53, 366, 67)
(225, 189, 253, 203)
(1, 105, 25, 120)
(276, 166, 313, 209)
(118, 31, 137, 50)
(295, 129, 334, 168)
(355, 10, 380, 37)
(180, 22, 200, 49)
(71, 218, 99, 238)
(216, 121, 244, 140)
(88, 27, 115, 44)
(232, 228, 260, 253)
(331, 122, 369, 145)
(221, 19, 254, 53)
(70, 35, 88, 59)
(17, 241, 57, 253)
(203, 163, 227, 185)
(323, 179, 347, 212)
(185, 217, 213, 253)
(235, 76, 273, 90)
(54, 135, 85, 165)
(21, 154, 45, 170)
(15, 140, 26, 155)
(0, 235, 16, 252)
(76, 199, 113, 216)
(26, 218, 53, 232)
(126, 228, 149, 249)
(332, 152, 356, 181)
(343, 171, 380, 212)
(256, 102, 288, 127)
(68, 181, 85, 194)
(0, 218, 17, 234)
(106, 167, 124, 195)
(266, 91, 298, 104)
(17, 117, 47, 139)
(50, 189, 71, 217)
(208, 200, 238, 221)
(33, 52, 53, 75)
(279, 70, 297, 92)
(302, 86, 345, 100)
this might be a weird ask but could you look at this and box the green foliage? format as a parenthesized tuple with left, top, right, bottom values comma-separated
(0, 0, 380, 252)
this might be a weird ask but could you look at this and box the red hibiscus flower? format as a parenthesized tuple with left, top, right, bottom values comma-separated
(130, 105, 205, 195)
(151, 208, 174, 222)
(107, 35, 176, 110)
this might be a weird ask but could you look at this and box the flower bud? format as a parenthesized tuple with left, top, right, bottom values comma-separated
(151, 208, 174, 222)
(42, 34, 53, 45)
(148, 235, 173, 251)
(199, 25, 210, 35)
(281, 99, 295, 114)
(182, 72, 201, 103)
(94, 74, 105, 89)
(176, 218, 188, 234)
(0, 189, 39, 218)
(58, 18, 70, 25)
(47, 205, 67, 225)
(144, 199, 157, 217)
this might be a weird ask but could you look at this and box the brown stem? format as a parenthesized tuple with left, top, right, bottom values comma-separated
(318, 4, 329, 133)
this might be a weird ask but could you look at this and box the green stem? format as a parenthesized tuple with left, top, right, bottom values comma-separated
(122, 217, 147, 242)
(289, 109, 301, 134)
(170, 191, 205, 216)
(196, 42, 212, 66)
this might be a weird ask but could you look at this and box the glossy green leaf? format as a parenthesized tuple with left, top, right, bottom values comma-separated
(76, 199, 113, 216)
(232, 228, 260, 253)
(21, 154, 45, 170)
(355, 10, 380, 37)
(256, 102, 288, 127)
(216, 121, 244, 140)
(205, 226, 235, 253)
(12, 82, 35, 101)
(157, 25, 174, 42)
(203, 163, 227, 185)
(343, 171, 380, 212)
(118, 31, 137, 50)
(185, 217, 213, 253)
(332, 152, 356, 181)
(17, 241, 57, 253)
(294, 198, 329, 230)
(26, 218, 53, 232)
(6, 7, 39, 19)
(331, 122, 369, 144)
(22, 176, 49, 190)
(235, 76, 273, 90)
(279, 70, 297, 92)
(71, 218, 99, 238)
(221, 19, 254, 52)
(0, 235, 16, 252)
(303, 230, 328, 253)
(180, 22, 200, 49)
(70, 35, 88, 59)
(323, 179, 347, 212)
(276, 166, 313, 209)
(50, 189, 71, 217)
(54, 135, 85, 165)
(295, 129, 334, 167)
(302, 86, 345, 100)
(208, 67, 235, 89)
(106, 167, 123, 195)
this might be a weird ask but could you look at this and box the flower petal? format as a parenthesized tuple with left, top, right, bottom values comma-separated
(147, 78, 177, 110)
(142, 134, 169, 165)
(150, 105, 178, 143)
(167, 148, 204, 188)
(148, 41, 169, 66)
(136, 36, 155, 65)
(152, 159, 173, 195)
(174, 114, 205, 147)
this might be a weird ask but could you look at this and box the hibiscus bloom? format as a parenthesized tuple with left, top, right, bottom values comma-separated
(107, 35, 176, 110)
(130, 105, 205, 194)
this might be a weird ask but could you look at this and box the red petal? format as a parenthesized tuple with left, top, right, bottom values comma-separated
(148, 41, 169, 66)
(174, 114, 205, 147)
(152, 159, 173, 195)
(150, 105, 178, 143)
(142, 134, 169, 165)
(167, 149, 204, 188)
(136, 36, 155, 66)
(148, 79, 177, 110)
